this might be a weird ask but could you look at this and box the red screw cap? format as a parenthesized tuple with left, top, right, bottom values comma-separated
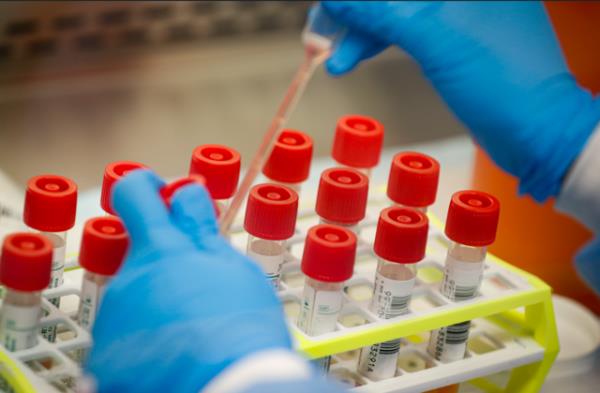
(332, 114, 384, 169)
(263, 129, 313, 184)
(315, 168, 369, 224)
(160, 175, 206, 207)
(79, 217, 129, 276)
(24, 175, 77, 232)
(445, 190, 500, 247)
(244, 183, 298, 240)
(387, 152, 440, 208)
(189, 144, 241, 200)
(1, 233, 52, 292)
(301, 224, 357, 283)
(101, 161, 147, 215)
(374, 207, 429, 263)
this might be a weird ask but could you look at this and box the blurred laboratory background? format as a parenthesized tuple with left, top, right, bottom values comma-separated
(0, 1, 464, 189)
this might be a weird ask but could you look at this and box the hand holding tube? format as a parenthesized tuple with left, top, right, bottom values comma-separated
(85, 170, 291, 393)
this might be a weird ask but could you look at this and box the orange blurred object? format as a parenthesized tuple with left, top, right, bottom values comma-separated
(546, 2, 600, 94)
(471, 2, 600, 314)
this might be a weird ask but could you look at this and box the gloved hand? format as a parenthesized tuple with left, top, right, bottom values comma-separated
(85, 170, 292, 392)
(322, 1, 600, 201)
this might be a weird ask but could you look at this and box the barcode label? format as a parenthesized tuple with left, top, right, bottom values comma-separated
(358, 338, 401, 381)
(390, 294, 410, 315)
(371, 272, 415, 319)
(441, 255, 484, 301)
(379, 339, 401, 354)
(445, 321, 470, 344)
(428, 321, 471, 363)
(453, 285, 477, 300)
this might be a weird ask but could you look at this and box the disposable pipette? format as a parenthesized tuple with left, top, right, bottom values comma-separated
(219, 5, 344, 234)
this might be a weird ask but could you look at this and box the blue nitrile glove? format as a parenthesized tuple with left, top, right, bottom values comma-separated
(322, 1, 600, 201)
(85, 170, 292, 393)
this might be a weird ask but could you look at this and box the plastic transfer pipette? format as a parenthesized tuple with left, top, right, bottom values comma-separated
(219, 5, 344, 234)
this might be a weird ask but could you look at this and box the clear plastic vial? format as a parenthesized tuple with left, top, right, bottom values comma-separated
(315, 167, 369, 235)
(297, 224, 357, 372)
(39, 231, 67, 296)
(76, 216, 128, 332)
(78, 271, 110, 331)
(1, 290, 43, 351)
(358, 207, 429, 381)
(387, 151, 440, 213)
(214, 199, 229, 218)
(246, 237, 287, 288)
(428, 190, 500, 363)
(244, 184, 298, 289)
(23, 174, 77, 342)
(0, 233, 52, 352)
(35, 231, 66, 342)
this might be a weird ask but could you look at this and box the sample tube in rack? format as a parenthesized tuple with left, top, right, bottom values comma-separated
(262, 129, 313, 194)
(358, 207, 428, 381)
(244, 184, 298, 288)
(77, 216, 128, 332)
(332, 115, 384, 178)
(428, 190, 500, 363)
(297, 224, 357, 371)
(0, 233, 52, 351)
(160, 176, 208, 208)
(387, 151, 440, 213)
(23, 174, 77, 342)
(315, 168, 369, 234)
(101, 161, 147, 215)
(189, 144, 241, 215)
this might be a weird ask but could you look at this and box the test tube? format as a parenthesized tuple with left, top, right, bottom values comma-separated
(387, 151, 440, 213)
(160, 175, 208, 208)
(427, 190, 500, 363)
(315, 167, 369, 234)
(262, 129, 313, 194)
(77, 216, 128, 332)
(101, 161, 147, 215)
(244, 184, 298, 289)
(331, 115, 384, 178)
(0, 233, 52, 351)
(189, 144, 241, 216)
(23, 174, 77, 342)
(297, 224, 357, 371)
(358, 207, 428, 380)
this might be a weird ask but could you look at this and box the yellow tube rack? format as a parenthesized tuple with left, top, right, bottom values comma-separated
(0, 197, 558, 393)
